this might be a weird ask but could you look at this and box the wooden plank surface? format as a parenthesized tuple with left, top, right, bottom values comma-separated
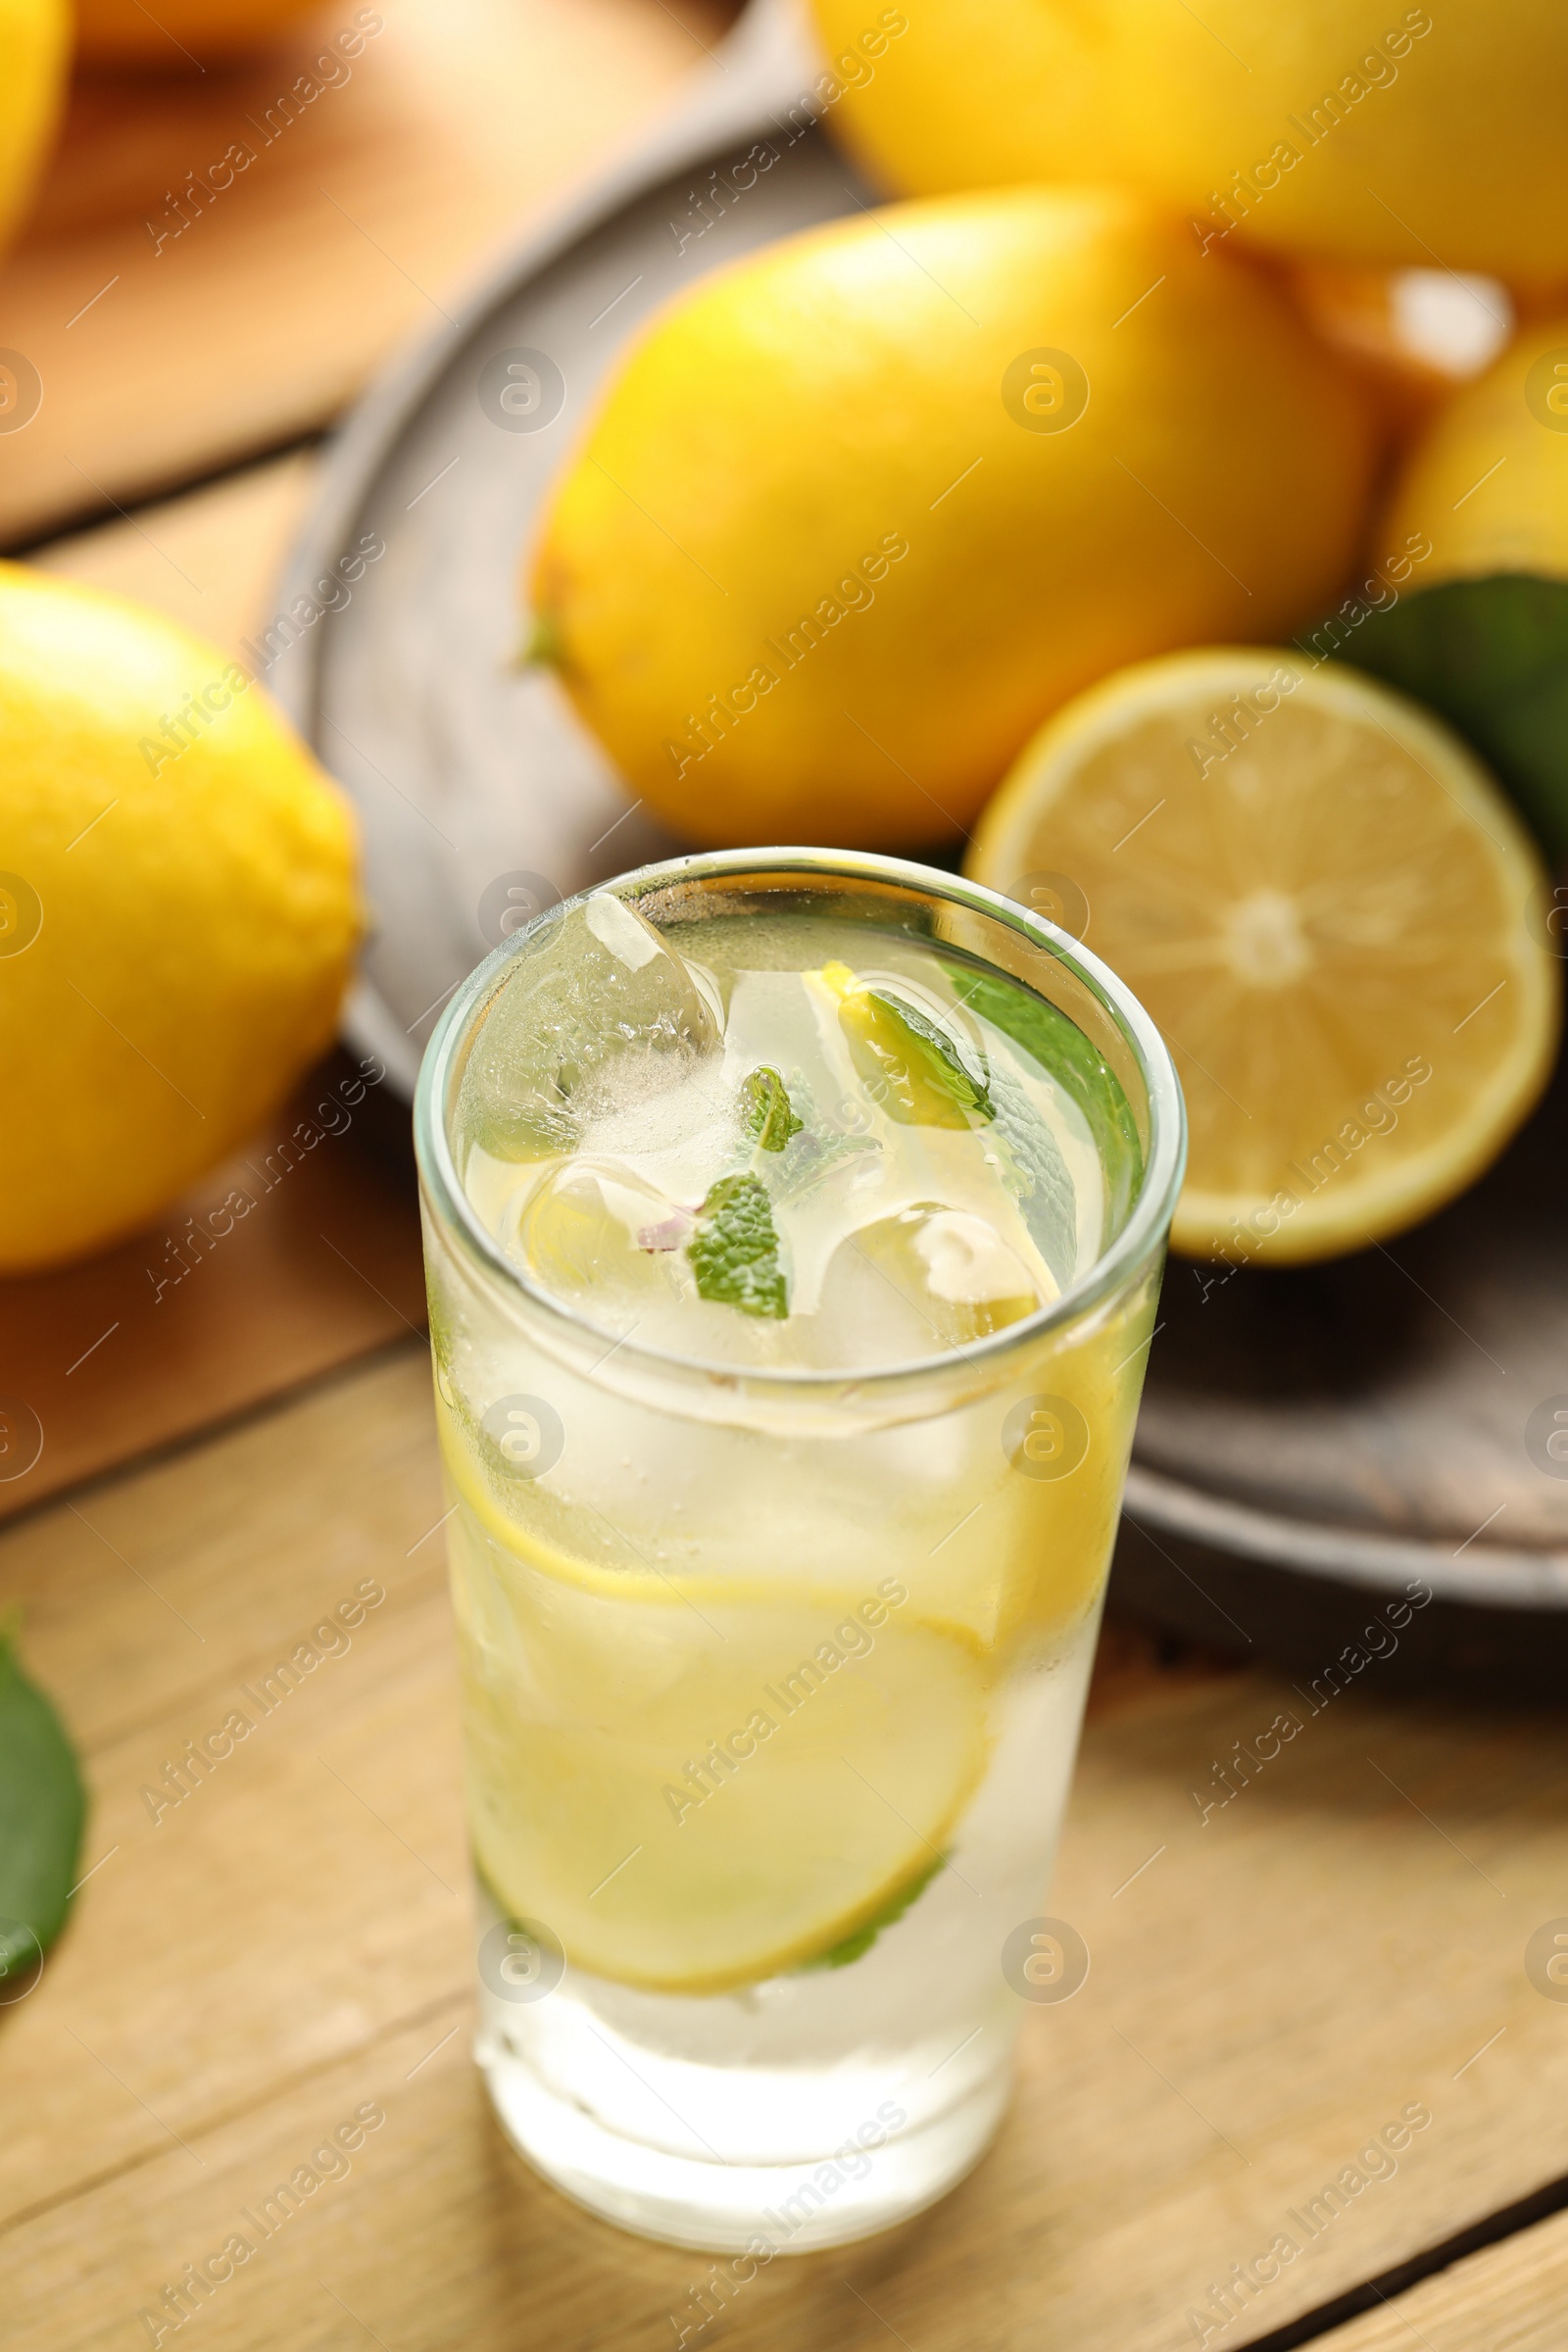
(0, 0, 735, 549)
(0, 1047, 425, 1522)
(1315, 2206, 1568, 2351)
(29, 444, 319, 651)
(1, 455, 428, 1524)
(2, 1345, 1565, 2349)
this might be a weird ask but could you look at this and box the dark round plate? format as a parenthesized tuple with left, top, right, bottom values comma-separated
(1119, 1049, 1568, 1692)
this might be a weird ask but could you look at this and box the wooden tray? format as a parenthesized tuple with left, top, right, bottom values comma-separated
(263, 0, 1568, 1676)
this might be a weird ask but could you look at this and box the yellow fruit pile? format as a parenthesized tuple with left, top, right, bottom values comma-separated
(524, 1, 1566, 1259)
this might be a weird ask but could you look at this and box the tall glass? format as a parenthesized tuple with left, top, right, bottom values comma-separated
(414, 849, 1183, 2253)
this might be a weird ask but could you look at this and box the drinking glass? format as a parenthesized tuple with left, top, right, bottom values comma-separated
(414, 848, 1184, 2252)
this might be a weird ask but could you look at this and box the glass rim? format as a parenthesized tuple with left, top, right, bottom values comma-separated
(413, 846, 1187, 1398)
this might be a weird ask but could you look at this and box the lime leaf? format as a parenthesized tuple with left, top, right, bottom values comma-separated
(0, 1622, 85, 1985)
(955, 967, 1144, 1240)
(1327, 573, 1568, 861)
(798, 1853, 945, 1971)
(839, 986, 994, 1128)
(741, 1065, 804, 1153)
(687, 1173, 788, 1318)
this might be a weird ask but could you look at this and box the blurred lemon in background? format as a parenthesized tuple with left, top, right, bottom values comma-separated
(1379, 317, 1568, 582)
(0, 0, 68, 251)
(1284, 263, 1516, 441)
(811, 0, 1568, 281)
(1327, 317, 1568, 861)
(529, 188, 1374, 850)
(74, 0, 326, 66)
(969, 650, 1559, 1262)
(0, 566, 362, 1272)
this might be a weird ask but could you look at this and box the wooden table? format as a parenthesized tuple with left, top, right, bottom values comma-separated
(4, 13, 1568, 2346)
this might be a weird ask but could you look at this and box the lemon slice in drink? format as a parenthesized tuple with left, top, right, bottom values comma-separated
(443, 1435, 988, 1993)
(439, 1363, 1110, 1664)
(969, 649, 1560, 1263)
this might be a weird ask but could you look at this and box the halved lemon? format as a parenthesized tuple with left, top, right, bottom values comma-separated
(968, 649, 1560, 1263)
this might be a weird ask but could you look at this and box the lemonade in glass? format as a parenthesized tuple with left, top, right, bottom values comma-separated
(414, 850, 1183, 2250)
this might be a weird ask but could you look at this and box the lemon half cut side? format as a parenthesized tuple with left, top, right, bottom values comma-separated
(969, 649, 1559, 1265)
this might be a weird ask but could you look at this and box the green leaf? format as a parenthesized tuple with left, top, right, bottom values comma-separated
(985, 1057, 1079, 1288)
(740, 1065, 804, 1153)
(1325, 572, 1568, 861)
(0, 1621, 85, 1985)
(868, 991, 993, 1121)
(838, 984, 994, 1129)
(686, 1173, 788, 1319)
(955, 968, 1144, 1241)
(798, 1854, 945, 1971)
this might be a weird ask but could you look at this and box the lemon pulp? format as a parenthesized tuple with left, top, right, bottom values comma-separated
(969, 648, 1558, 1262)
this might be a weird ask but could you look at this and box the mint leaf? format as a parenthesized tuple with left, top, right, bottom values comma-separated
(0, 1622, 85, 1986)
(955, 969, 1144, 1241)
(869, 992, 993, 1121)
(687, 1173, 788, 1318)
(986, 1059, 1078, 1287)
(799, 1854, 945, 1971)
(775, 1125, 881, 1206)
(740, 1065, 803, 1153)
(846, 973, 992, 1119)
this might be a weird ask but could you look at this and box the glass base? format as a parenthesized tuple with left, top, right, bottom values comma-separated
(478, 2031, 1011, 2252)
(467, 1618, 1101, 2253)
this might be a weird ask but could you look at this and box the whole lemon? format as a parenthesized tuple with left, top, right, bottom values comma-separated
(0, 0, 68, 252)
(0, 565, 361, 1272)
(1282, 262, 1518, 442)
(528, 189, 1374, 849)
(75, 0, 328, 67)
(810, 0, 1568, 282)
(1348, 318, 1568, 858)
(1379, 318, 1568, 581)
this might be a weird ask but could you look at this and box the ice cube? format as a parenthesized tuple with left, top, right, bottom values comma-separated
(516, 1158, 810, 1369)
(457, 892, 720, 1162)
(804, 1202, 1042, 1368)
(516, 1159, 694, 1315)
